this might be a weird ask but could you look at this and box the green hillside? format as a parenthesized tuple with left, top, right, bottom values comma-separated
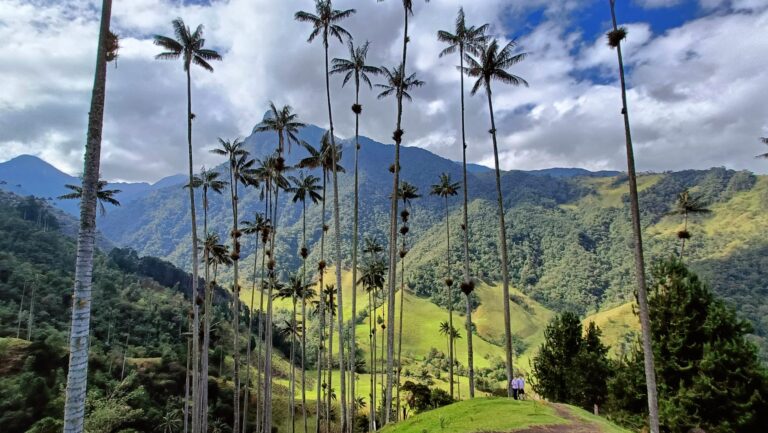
(379, 398, 631, 433)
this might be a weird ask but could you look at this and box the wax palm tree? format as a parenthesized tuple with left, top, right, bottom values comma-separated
(331, 41, 381, 423)
(63, 2, 115, 431)
(254, 102, 307, 155)
(188, 167, 226, 425)
(358, 241, 386, 431)
(437, 9, 487, 398)
(375, 1, 429, 418)
(210, 138, 255, 433)
(298, 282, 316, 431)
(606, 2, 659, 431)
(288, 172, 322, 433)
(59, 180, 121, 216)
(668, 189, 711, 260)
(295, 3, 356, 427)
(240, 212, 267, 433)
(154, 18, 221, 433)
(376, 66, 424, 101)
(429, 173, 460, 398)
(276, 274, 310, 433)
(463, 38, 527, 397)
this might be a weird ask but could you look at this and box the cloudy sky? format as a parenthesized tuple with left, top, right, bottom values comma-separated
(1, 0, 767, 182)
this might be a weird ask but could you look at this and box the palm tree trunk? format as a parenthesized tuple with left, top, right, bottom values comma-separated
(458, 44, 475, 399)
(290, 299, 297, 433)
(230, 162, 242, 433)
(369, 290, 376, 431)
(385, 6, 410, 424)
(256, 198, 269, 433)
(265, 182, 281, 433)
(609, 3, 660, 432)
(184, 337, 191, 433)
(349, 75, 361, 433)
(395, 235, 406, 420)
(26, 279, 36, 341)
(316, 174, 327, 433)
(444, 197, 454, 399)
(326, 296, 333, 433)
(201, 187, 211, 433)
(242, 236, 260, 433)
(301, 201, 309, 433)
(484, 85, 514, 397)
(323, 33, 348, 433)
(63, 2, 112, 431)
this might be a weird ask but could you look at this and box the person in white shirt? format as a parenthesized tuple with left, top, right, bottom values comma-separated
(511, 376, 520, 399)
(517, 376, 526, 399)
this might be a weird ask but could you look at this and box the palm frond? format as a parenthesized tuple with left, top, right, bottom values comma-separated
(192, 55, 214, 72)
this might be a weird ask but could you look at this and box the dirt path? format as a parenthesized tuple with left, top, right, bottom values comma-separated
(507, 403, 606, 433)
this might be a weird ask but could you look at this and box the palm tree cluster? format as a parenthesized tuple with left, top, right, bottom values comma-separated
(60, 1, 664, 433)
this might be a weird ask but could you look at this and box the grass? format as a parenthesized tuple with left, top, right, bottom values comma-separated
(570, 174, 663, 209)
(583, 303, 639, 357)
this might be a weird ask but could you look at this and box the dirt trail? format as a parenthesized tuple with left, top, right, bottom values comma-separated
(507, 403, 607, 433)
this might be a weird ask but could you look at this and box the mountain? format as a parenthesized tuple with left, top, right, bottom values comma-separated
(0, 155, 185, 215)
(96, 123, 768, 359)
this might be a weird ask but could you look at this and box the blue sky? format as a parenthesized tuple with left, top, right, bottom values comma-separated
(1, 0, 767, 181)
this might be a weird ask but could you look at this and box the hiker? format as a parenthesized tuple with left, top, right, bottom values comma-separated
(511, 376, 520, 400)
(517, 375, 526, 400)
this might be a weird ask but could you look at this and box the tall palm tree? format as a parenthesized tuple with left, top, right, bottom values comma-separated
(288, 172, 322, 433)
(59, 180, 121, 216)
(276, 274, 310, 433)
(63, 2, 115, 431)
(154, 19, 221, 433)
(375, 0, 429, 420)
(437, 9, 487, 398)
(607, 2, 659, 431)
(359, 237, 385, 430)
(253, 102, 307, 155)
(240, 212, 267, 433)
(464, 38, 527, 397)
(375, 66, 424, 101)
(429, 173, 460, 398)
(393, 181, 419, 419)
(295, 3, 356, 428)
(668, 189, 711, 260)
(330, 41, 381, 425)
(188, 168, 226, 427)
(210, 138, 255, 433)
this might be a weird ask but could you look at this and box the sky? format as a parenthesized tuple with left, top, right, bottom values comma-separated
(0, 0, 767, 183)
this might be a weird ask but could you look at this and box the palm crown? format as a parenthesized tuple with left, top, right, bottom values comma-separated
(669, 189, 711, 216)
(430, 173, 460, 199)
(395, 181, 421, 207)
(298, 132, 345, 179)
(378, 0, 430, 15)
(437, 7, 488, 58)
(59, 179, 121, 216)
(294, 1, 356, 47)
(376, 65, 424, 101)
(463, 39, 528, 95)
(253, 102, 307, 154)
(757, 137, 768, 159)
(288, 172, 323, 205)
(331, 41, 381, 89)
(188, 168, 227, 209)
(153, 18, 222, 72)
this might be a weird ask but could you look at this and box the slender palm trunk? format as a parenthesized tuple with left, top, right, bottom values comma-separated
(301, 201, 309, 433)
(290, 298, 297, 433)
(322, 32, 348, 433)
(385, 7, 410, 424)
(326, 294, 333, 433)
(315, 175, 327, 433)
(201, 186, 212, 433)
(444, 197, 454, 399)
(349, 75, 361, 433)
(256, 198, 269, 433)
(264, 181, 281, 433)
(484, 85, 514, 397)
(242, 234, 260, 433)
(458, 44, 475, 399)
(184, 337, 191, 433)
(609, 3, 659, 432)
(229, 161, 242, 433)
(395, 233, 406, 419)
(369, 290, 376, 431)
(680, 213, 688, 260)
(63, 2, 112, 431)
(26, 280, 36, 341)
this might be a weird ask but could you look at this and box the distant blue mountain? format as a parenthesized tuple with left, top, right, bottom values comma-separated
(525, 167, 621, 178)
(0, 155, 184, 216)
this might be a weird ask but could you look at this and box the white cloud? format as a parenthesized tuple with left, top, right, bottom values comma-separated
(0, 0, 767, 181)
